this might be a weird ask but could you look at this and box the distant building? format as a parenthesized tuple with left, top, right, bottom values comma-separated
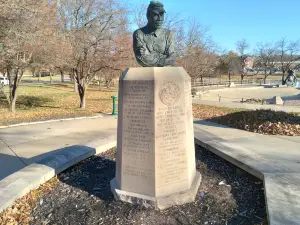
(243, 56, 254, 69)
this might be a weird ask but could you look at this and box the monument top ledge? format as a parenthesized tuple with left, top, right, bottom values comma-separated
(120, 67, 190, 81)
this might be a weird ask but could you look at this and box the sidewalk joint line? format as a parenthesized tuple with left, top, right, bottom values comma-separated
(1, 140, 27, 166)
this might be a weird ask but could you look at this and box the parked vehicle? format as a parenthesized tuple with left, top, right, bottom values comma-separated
(245, 69, 258, 76)
(0, 77, 9, 85)
(34, 69, 51, 77)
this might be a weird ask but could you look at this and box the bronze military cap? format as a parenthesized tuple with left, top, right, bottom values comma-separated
(148, 1, 166, 14)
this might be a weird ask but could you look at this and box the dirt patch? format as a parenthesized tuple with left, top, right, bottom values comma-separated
(13, 146, 268, 225)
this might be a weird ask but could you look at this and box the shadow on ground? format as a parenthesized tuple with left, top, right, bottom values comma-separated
(17, 96, 53, 108)
(281, 93, 300, 101)
(0, 95, 53, 109)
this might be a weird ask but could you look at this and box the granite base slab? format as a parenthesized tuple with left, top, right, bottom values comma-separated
(110, 172, 201, 210)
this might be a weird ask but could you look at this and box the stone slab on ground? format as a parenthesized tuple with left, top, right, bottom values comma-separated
(194, 120, 300, 225)
(269, 96, 284, 105)
(0, 139, 116, 214)
(264, 173, 300, 225)
(229, 82, 235, 87)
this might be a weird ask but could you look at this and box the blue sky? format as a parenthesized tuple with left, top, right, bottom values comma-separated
(127, 0, 300, 53)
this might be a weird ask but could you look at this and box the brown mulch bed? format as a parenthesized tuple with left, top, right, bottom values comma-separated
(1, 146, 267, 225)
(0, 178, 59, 225)
(193, 105, 300, 136)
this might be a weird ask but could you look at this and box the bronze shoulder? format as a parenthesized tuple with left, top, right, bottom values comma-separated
(133, 28, 143, 37)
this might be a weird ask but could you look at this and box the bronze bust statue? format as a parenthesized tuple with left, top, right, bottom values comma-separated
(133, 1, 176, 67)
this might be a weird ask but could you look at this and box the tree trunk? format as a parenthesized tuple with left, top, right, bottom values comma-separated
(31, 69, 36, 77)
(50, 73, 53, 84)
(72, 71, 78, 92)
(78, 85, 86, 109)
(281, 72, 285, 85)
(10, 96, 16, 113)
(8, 69, 19, 114)
(74, 80, 78, 92)
(38, 72, 41, 82)
(264, 69, 267, 84)
(60, 70, 64, 82)
(106, 79, 112, 89)
(79, 93, 86, 108)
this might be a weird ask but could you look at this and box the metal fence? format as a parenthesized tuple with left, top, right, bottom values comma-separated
(191, 78, 282, 87)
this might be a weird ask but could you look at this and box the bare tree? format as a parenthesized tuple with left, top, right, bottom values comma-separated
(216, 51, 241, 82)
(276, 38, 300, 84)
(179, 21, 218, 84)
(236, 38, 249, 56)
(235, 39, 251, 84)
(0, 0, 57, 113)
(133, 3, 148, 28)
(58, 0, 130, 108)
(255, 42, 277, 83)
(100, 33, 136, 88)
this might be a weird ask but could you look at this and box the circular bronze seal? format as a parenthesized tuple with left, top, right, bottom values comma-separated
(159, 81, 181, 106)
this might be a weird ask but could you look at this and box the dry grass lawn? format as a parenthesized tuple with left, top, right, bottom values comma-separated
(21, 75, 63, 82)
(0, 83, 117, 126)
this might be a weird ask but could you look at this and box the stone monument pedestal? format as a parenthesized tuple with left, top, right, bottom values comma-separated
(110, 67, 201, 210)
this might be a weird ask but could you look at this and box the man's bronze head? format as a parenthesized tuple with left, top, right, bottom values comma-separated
(146, 1, 166, 30)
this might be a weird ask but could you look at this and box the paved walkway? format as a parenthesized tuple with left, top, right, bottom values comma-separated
(1, 116, 300, 224)
(192, 99, 300, 112)
(194, 120, 300, 225)
(0, 116, 117, 180)
(198, 86, 300, 102)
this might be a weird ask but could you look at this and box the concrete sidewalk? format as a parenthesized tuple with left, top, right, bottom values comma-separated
(192, 99, 300, 113)
(0, 116, 117, 180)
(194, 120, 300, 225)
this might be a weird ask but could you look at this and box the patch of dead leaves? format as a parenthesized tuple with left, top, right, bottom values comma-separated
(0, 177, 59, 225)
(193, 105, 300, 136)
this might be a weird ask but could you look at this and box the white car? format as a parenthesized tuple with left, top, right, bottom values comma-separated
(245, 69, 258, 76)
(0, 77, 9, 85)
